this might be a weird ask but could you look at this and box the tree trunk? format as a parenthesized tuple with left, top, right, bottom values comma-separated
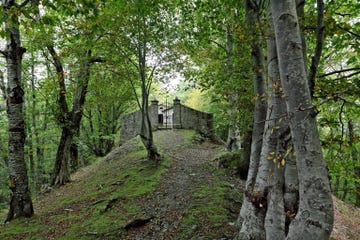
(225, 23, 241, 151)
(271, 1, 334, 239)
(348, 120, 359, 206)
(138, 36, 160, 162)
(3, 0, 33, 222)
(48, 48, 98, 186)
(238, 8, 287, 238)
(227, 94, 241, 151)
(52, 128, 72, 186)
(140, 93, 159, 161)
(237, 0, 267, 233)
(263, 10, 286, 239)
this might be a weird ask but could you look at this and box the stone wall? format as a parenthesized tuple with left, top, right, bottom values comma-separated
(120, 98, 214, 144)
(172, 98, 214, 138)
(120, 99, 159, 145)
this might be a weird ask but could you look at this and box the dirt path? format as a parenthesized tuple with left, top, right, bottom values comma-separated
(123, 130, 243, 240)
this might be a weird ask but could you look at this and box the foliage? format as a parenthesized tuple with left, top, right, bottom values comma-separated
(212, 150, 248, 180)
(312, 0, 360, 204)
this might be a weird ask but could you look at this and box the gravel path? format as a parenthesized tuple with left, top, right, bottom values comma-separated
(123, 130, 241, 240)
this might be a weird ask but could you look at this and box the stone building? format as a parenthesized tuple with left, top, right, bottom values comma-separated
(120, 97, 214, 144)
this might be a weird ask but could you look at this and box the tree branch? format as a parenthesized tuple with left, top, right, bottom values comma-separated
(89, 57, 105, 64)
(210, 40, 226, 52)
(146, 65, 156, 94)
(319, 67, 360, 77)
(331, 71, 360, 81)
(46, 45, 69, 117)
(128, 76, 142, 110)
(308, 0, 324, 97)
(19, 0, 31, 8)
(338, 25, 360, 38)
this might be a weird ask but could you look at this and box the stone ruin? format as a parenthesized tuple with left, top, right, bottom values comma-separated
(120, 98, 214, 144)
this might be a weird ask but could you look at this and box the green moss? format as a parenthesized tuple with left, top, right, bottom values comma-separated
(0, 134, 170, 240)
(0, 218, 44, 240)
(183, 129, 198, 145)
(212, 150, 248, 180)
(178, 170, 240, 239)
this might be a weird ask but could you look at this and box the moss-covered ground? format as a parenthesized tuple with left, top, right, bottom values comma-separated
(1, 130, 357, 239)
(0, 130, 243, 239)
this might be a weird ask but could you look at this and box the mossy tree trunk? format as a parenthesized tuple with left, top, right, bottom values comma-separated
(47, 47, 103, 186)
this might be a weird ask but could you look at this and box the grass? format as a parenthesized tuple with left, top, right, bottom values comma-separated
(0, 136, 170, 240)
(178, 165, 242, 239)
(0, 130, 244, 239)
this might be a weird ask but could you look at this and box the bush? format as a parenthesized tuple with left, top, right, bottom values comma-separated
(212, 150, 249, 180)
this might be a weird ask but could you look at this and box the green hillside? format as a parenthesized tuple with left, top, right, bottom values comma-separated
(0, 130, 242, 240)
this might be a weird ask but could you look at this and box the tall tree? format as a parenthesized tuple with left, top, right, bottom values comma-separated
(47, 46, 103, 186)
(271, 0, 333, 238)
(1, 0, 34, 222)
(34, 1, 106, 186)
(237, 0, 267, 233)
(105, 0, 176, 161)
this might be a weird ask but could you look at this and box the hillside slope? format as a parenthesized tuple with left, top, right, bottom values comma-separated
(0, 130, 243, 239)
(0, 129, 359, 239)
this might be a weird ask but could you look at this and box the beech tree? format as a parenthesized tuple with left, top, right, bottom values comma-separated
(237, 1, 334, 239)
(1, 0, 34, 222)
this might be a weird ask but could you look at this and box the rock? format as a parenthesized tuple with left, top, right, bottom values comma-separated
(124, 215, 154, 230)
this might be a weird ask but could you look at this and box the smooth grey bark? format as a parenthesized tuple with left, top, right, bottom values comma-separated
(270, 1, 334, 239)
(225, 24, 241, 151)
(135, 33, 160, 162)
(282, 137, 299, 233)
(263, 11, 286, 240)
(237, 0, 267, 235)
(238, 9, 287, 239)
(3, 0, 34, 222)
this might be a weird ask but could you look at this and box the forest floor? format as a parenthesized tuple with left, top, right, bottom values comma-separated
(0, 129, 359, 240)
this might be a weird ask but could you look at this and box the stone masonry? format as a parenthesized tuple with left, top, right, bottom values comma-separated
(120, 98, 214, 144)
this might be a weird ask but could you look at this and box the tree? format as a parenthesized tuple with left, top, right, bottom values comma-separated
(237, 0, 334, 239)
(237, 0, 267, 235)
(34, 1, 106, 186)
(1, 0, 34, 222)
(47, 46, 103, 186)
(271, 1, 333, 238)
(104, 0, 176, 161)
